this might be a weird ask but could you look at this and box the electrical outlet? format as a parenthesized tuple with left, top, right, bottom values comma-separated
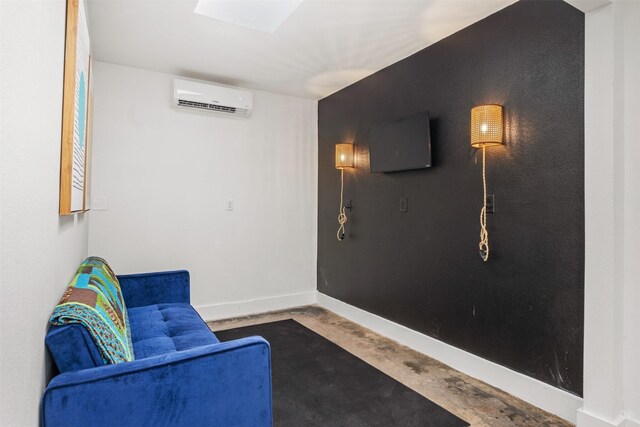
(486, 195, 495, 213)
(400, 197, 408, 213)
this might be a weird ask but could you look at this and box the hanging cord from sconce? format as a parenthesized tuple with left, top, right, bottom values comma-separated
(479, 145, 489, 261)
(337, 168, 348, 241)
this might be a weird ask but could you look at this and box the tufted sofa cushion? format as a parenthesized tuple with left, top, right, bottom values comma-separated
(128, 303, 219, 359)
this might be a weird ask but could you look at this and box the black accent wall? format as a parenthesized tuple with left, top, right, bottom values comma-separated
(317, 0, 584, 395)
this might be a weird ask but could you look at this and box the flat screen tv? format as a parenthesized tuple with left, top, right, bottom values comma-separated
(369, 111, 431, 173)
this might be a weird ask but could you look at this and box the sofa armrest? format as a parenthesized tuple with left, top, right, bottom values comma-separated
(117, 270, 190, 308)
(42, 337, 272, 427)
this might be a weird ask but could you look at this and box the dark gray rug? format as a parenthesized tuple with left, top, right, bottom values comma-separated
(215, 319, 469, 427)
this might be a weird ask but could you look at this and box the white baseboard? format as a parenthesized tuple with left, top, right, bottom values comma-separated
(195, 291, 317, 321)
(316, 292, 582, 424)
(625, 418, 640, 427)
(576, 408, 628, 427)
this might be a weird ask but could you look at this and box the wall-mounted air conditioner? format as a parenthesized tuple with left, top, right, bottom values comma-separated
(172, 78, 253, 117)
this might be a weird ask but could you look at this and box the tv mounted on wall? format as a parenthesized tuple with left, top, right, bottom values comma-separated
(369, 111, 431, 173)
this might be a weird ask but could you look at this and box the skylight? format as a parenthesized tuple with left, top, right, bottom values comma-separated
(194, 0, 304, 34)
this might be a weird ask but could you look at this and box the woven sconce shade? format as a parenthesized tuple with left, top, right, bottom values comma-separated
(471, 105, 503, 148)
(335, 143, 354, 169)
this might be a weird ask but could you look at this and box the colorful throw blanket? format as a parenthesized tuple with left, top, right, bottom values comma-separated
(50, 257, 135, 364)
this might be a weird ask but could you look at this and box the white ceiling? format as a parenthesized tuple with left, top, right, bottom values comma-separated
(90, 0, 589, 100)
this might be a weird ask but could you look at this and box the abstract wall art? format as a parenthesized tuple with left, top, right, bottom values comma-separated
(59, 0, 92, 215)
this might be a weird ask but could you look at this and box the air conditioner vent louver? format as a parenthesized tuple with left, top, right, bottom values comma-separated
(177, 99, 237, 113)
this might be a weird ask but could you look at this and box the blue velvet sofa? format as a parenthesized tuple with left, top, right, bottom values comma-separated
(43, 270, 272, 427)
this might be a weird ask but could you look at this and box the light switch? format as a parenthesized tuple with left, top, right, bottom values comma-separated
(486, 195, 495, 213)
(400, 197, 408, 213)
(92, 196, 108, 211)
(226, 200, 234, 211)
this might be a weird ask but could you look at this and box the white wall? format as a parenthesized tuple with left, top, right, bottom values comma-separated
(621, 3, 640, 423)
(0, 1, 90, 425)
(88, 62, 318, 319)
(580, 1, 640, 426)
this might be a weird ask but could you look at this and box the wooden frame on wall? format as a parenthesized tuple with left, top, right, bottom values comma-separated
(59, 0, 92, 215)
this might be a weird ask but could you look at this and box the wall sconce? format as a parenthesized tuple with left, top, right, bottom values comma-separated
(470, 104, 503, 261)
(335, 143, 354, 241)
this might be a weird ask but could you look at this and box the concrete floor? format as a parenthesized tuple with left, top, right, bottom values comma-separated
(208, 305, 573, 427)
